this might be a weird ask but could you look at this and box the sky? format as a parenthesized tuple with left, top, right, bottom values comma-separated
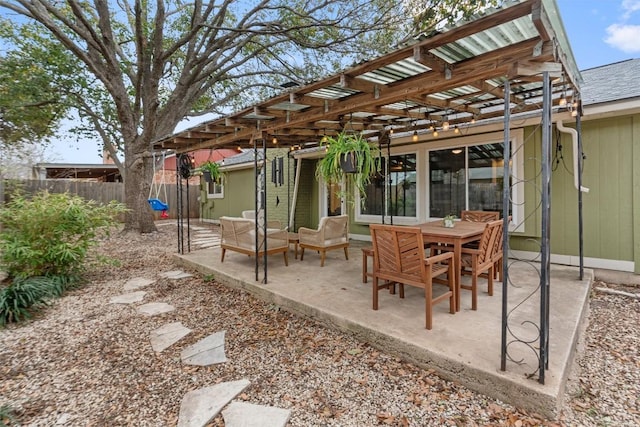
(46, 0, 640, 164)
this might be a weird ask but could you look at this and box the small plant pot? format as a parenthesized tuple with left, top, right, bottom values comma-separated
(339, 152, 358, 173)
(444, 219, 455, 228)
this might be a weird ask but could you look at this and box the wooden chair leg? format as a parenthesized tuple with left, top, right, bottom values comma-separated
(362, 254, 367, 283)
(320, 250, 326, 267)
(488, 267, 493, 296)
(300, 247, 305, 261)
(344, 247, 349, 260)
(471, 274, 478, 311)
(221, 248, 226, 262)
(425, 280, 433, 330)
(372, 277, 379, 310)
(283, 251, 289, 266)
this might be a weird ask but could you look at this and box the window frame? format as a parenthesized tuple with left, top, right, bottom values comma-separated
(354, 129, 524, 232)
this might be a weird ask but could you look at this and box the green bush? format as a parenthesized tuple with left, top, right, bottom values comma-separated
(0, 190, 127, 278)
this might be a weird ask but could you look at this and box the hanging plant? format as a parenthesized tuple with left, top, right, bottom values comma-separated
(316, 131, 380, 204)
(199, 161, 223, 183)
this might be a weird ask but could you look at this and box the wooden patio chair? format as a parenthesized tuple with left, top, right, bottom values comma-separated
(460, 210, 500, 222)
(298, 215, 349, 267)
(369, 224, 455, 330)
(219, 216, 289, 266)
(433, 219, 502, 310)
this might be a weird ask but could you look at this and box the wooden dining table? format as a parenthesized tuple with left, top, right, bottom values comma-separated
(416, 220, 486, 311)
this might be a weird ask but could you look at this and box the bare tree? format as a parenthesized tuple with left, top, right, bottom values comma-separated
(0, 0, 495, 232)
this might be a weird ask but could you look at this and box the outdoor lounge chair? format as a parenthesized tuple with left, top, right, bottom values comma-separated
(369, 224, 455, 330)
(298, 215, 349, 267)
(219, 216, 289, 265)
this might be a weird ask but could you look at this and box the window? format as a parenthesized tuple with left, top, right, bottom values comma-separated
(429, 143, 512, 219)
(207, 180, 224, 199)
(360, 152, 417, 221)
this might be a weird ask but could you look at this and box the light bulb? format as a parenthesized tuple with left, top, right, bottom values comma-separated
(442, 121, 450, 131)
(433, 130, 439, 137)
(412, 130, 418, 142)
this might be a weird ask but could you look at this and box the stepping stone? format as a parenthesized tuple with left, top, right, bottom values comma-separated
(159, 270, 193, 279)
(137, 302, 175, 316)
(150, 322, 192, 353)
(123, 277, 156, 291)
(222, 402, 291, 427)
(178, 379, 250, 427)
(181, 331, 227, 366)
(109, 291, 146, 304)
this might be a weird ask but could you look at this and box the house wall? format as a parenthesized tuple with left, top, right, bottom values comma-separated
(486, 113, 640, 273)
(209, 112, 639, 272)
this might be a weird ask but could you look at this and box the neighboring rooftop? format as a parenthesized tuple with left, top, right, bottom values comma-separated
(580, 58, 640, 106)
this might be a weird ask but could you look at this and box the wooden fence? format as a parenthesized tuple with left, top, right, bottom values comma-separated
(1, 179, 200, 220)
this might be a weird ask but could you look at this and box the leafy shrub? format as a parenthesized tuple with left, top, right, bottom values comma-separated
(0, 190, 127, 279)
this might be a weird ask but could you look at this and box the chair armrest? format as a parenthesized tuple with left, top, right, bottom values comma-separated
(298, 227, 319, 237)
(461, 247, 481, 256)
(425, 251, 453, 266)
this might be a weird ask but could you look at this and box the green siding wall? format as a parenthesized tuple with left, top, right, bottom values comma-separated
(509, 114, 639, 270)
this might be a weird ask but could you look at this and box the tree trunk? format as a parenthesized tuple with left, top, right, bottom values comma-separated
(123, 138, 157, 233)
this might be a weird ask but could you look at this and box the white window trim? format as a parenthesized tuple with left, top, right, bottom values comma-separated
(354, 129, 524, 233)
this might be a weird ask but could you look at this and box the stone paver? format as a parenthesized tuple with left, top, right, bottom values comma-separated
(137, 302, 175, 316)
(150, 322, 192, 353)
(109, 291, 146, 304)
(159, 270, 193, 279)
(181, 331, 227, 366)
(222, 402, 291, 427)
(177, 379, 250, 427)
(123, 277, 156, 291)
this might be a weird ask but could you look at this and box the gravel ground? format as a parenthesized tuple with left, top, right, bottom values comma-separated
(1, 222, 639, 426)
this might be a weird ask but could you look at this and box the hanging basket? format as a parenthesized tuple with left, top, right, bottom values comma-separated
(203, 170, 214, 183)
(339, 152, 358, 173)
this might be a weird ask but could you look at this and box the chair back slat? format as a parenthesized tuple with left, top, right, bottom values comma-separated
(461, 210, 500, 222)
(370, 225, 425, 285)
(476, 220, 502, 265)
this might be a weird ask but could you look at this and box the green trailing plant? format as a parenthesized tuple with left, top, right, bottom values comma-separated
(199, 161, 224, 183)
(316, 131, 380, 204)
(0, 190, 127, 279)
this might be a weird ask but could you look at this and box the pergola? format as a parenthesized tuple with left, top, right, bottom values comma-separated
(153, 0, 583, 384)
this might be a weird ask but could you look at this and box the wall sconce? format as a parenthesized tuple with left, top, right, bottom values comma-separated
(272, 137, 278, 144)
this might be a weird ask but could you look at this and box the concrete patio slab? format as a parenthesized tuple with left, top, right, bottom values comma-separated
(109, 291, 146, 304)
(181, 331, 227, 366)
(137, 302, 175, 316)
(222, 402, 291, 427)
(177, 379, 250, 427)
(173, 241, 591, 418)
(150, 322, 192, 353)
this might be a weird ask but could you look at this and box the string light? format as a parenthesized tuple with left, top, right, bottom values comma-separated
(454, 126, 460, 134)
(272, 137, 278, 144)
(412, 129, 418, 142)
(433, 130, 439, 137)
(442, 116, 450, 132)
